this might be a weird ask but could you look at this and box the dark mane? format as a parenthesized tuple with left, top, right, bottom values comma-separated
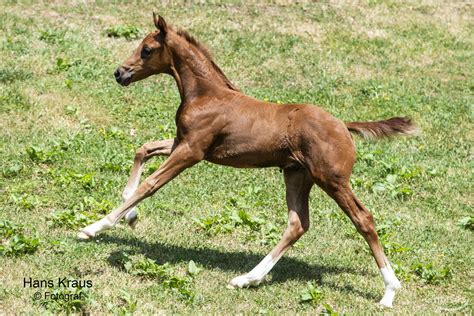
(176, 29, 240, 92)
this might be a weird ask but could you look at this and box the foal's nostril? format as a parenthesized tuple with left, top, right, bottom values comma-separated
(114, 66, 133, 86)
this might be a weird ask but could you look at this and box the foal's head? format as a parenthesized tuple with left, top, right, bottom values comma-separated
(114, 14, 172, 86)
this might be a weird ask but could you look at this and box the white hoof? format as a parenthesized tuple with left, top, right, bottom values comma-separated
(127, 217, 138, 229)
(77, 231, 91, 240)
(78, 218, 113, 239)
(228, 274, 262, 289)
(125, 209, 138, 229)
(379, 281, 401, 308)
(379, 297, 393, 308)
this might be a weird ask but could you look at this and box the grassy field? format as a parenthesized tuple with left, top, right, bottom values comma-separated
(1, 1, 472, 314)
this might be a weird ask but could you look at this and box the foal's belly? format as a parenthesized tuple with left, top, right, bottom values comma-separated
(205, 152, 291, 168)
(204, 136, 294, 168)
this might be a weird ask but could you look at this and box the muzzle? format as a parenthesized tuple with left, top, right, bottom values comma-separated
(114, 67, 134, 86)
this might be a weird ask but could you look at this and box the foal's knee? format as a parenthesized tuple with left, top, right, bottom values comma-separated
(135, 145, 148, 162)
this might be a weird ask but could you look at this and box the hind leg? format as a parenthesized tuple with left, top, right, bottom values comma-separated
(294, 113, 401, 306)
(228, 168, 313, 288)
(325, 184, 401, 307)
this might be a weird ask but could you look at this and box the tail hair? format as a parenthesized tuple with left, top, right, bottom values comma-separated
(345, 117, 420, 140)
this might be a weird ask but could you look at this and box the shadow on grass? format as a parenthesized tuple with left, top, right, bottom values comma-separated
(95, 234, 379, 301)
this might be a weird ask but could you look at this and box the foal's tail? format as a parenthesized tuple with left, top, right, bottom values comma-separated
(345, 117, 420, 140)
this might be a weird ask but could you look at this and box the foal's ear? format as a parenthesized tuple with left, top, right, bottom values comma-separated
(153, 12, 168, 36)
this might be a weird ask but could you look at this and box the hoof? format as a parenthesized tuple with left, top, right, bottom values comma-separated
(77, 231, 92, 240)
(125, 210, 138, 229)
(126, 215, 138, 229)
(77, 218, 112, 240)
(379, 282, 400, 308)
(229, 274, 261, 289)
(379, 299, 393, 308)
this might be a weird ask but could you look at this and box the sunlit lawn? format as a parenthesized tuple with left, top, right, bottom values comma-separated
(0, 2, 472, 314)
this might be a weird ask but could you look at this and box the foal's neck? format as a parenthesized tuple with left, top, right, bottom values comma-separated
(168, 37, 236, 103)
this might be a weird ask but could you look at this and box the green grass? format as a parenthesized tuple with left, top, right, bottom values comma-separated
(1, 1, 472, 314)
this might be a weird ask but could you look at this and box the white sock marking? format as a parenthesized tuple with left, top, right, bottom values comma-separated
(122, 165, 143, 225)
(248, 254, 277, 279)
(81, 218, 113, 237)
(229, 254, 277, 288)
(379, 266, 401, 307)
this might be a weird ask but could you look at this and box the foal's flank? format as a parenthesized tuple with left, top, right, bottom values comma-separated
(79, 14, 418, 308)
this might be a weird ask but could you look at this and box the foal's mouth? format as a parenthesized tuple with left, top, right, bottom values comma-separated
(118, 75, 133, 86)
(114, 68, 134, 86)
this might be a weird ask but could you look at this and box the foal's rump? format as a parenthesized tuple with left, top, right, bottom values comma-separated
(284, 105, 419, 184)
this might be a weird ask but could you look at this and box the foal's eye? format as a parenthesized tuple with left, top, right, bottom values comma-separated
(141, 46, 152, 59)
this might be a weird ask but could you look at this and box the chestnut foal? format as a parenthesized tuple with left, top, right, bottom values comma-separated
(78, 14, 419, 307)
